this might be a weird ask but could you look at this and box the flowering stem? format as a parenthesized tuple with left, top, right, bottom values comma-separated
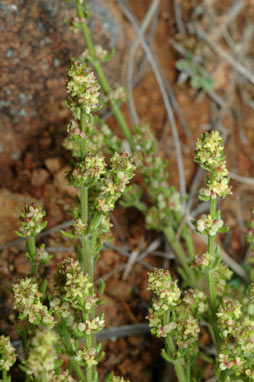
(175, 211, 195, 259)
(208, 198, 217, 313)
(62, 322, 86, 381)
(26, 236, 39, 278)
(75, 0, 133, 146)
(69, 359, 86, 382)
(2, 369, 7, 382)
(163, 226, 196, 287)
(80, 187, 90, 272)
(165, 337, 186, 382)
(40, 370, 47, 382)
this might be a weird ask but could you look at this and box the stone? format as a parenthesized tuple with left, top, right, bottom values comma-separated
(31, 168, 49, 187)
(44, 157, 61, 174)
(0, 189, 36, 244)
(53, 166, 78, 198)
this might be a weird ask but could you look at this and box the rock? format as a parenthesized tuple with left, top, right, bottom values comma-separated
(0, 0, 131, 173)
(45, 157, 61, 174)
(53, 166, 78, 198)
(31, 168, 49, 187)
(14, 255, 31, 275)
(0, 189, 36, 244)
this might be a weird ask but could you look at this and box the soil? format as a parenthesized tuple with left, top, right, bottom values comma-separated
(0, 0, 254, 381)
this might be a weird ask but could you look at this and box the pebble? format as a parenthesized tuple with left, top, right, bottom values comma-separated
(31, 168, 49, 187)
(44, 157, 61, 174)
(54, 166, 78, 198)
(6, 49, 14, 58)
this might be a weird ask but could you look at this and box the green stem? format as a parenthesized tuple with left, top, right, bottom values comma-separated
(80, 109, 86, 155)
(61, 323, 86, 382)
(40, 370, 47, 382)
(26, 236, 39, 278)
(163, 226, 196, 287)
(208, 271, 216, 314)
(80, 187, 91, 275)
(75, 0, 133, 146)
(175, 211, 195, 259)
(2, 370, 7, 382)
(165, 337, 186, 382)
(69, 359, 86, 382)
(208, 198, 217, 313)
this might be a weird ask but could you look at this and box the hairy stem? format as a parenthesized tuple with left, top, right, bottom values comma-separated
(2, 370, 8, 382)
(175, 211, 195, 259)
(165, 336, 186, 382)
(26, 236, 39, 278)
(208, 198, 217, 313)
(75, 0, 133, 146)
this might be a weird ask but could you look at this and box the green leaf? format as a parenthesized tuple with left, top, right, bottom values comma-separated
(60, 230, 77, 239)
(105, 372, 114, 382)
(190, 75, 203, 89)
(175, 59, 189, 71)
(218, 226, 229, 234)
(15, 231, 26, 238)
(161, 348, 175, 363)
(98, 279, 105, 295)
(40, 220, 48, 231)
(104, 48, 115, 62)
(40, 279, 48, 297)
(202, 76, 215, 92)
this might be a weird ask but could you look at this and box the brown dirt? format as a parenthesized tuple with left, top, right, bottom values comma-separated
(1, 0, 254, 381)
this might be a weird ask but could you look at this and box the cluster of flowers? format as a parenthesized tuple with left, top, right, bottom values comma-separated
(64, 120, 121, 159)
(145, 188, 182, 230)
(123, 124, 183, 231)
(48, 371, 76, 382)
(66, 60, 100, 114)
(76, 342, 104, 368)
(195, 214, 224, 236)
(194, 131, 232, 200)
(132, 125, 168, 194)
(107, 85, 127, 103)
(147, 269, 206, 357)
(192, 250, 233, 296)
(23, 329, 58, 378)
(13, 277, 54, 326)
(16, 203, 47, 237)
(31, 243, 52, 266)
(0, 335, 16, 372)
(68, 153, 106, 189)
(54, 258, 98, 313)
(247, 210, 254, 250)
(93, 152, 135, 214)
(81, 45, 109, 62)
(216, 295, 254, 380)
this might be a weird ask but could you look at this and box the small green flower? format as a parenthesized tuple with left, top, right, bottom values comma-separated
(66, 60, 100, 113)
(13, 278, 54, 326)
(16, 204, 47, 237)
(23, 330, 58, 378)
(0, 335, 16, 371)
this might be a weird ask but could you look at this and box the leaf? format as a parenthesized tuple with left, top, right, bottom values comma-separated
(98, 279, 105, 295)
(218, 226, 229, 234)
(161, 348, 175, 363)
(175, 59, 189, 71)
(15, 231, 26, 238)
(60, 230, 77, 239)
(190, 75, 203, 89)
(40, 279, 48, 297)
(104, 49, 115, 62)
(40, 221, 48, 231)
(202, 76, 215, 92)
